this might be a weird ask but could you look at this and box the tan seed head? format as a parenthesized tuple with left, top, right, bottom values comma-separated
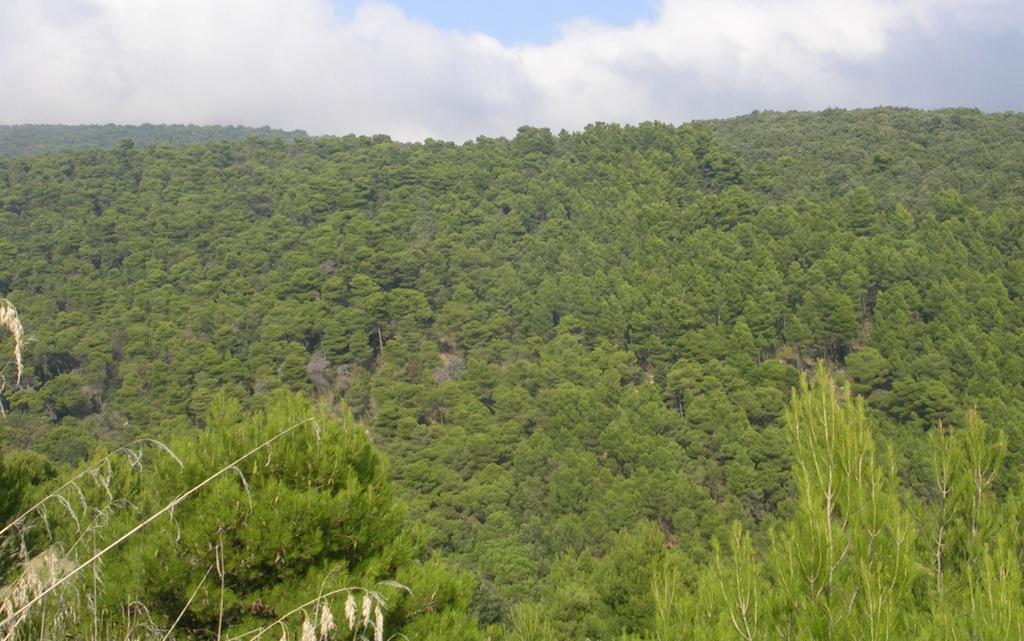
(343, 594, 356, 630)
(319, 603, 334, 640)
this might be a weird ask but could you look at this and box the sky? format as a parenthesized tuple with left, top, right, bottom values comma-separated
(0, 0, 1022, 141)
(341, 1, 658, 44)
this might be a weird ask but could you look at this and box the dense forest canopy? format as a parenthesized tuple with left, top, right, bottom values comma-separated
(2, 107, 1024, 639)
(703, 108, 1024, 211)
(0, 124, 305, 158)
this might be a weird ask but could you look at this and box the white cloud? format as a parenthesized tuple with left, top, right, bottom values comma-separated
(0, 0, 1020, 140)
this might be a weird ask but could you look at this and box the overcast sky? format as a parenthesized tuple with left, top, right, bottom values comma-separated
(1, 0, 1022, 141)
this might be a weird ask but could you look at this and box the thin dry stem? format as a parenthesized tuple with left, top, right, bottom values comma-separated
(216, 531, 226, 641)
(160, 565, 214, 641)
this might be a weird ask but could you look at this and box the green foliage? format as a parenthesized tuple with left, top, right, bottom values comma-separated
(2, 109, 1024, 637)
(2, 394, 480, 639)
(0, 454, 23, 579)
(0, 447, 57, 579)
(0, 124, 304, 158)
(656, 367, 1024, 641)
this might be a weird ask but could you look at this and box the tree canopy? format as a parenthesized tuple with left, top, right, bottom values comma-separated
(2, 108, 1024, 638)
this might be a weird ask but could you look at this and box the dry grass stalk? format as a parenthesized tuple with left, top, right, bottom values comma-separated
(0, 439, 182, 542)
(0, 550, 74, 633)
(159, 565, 214, 641)
(0, 299, 23, 387)
(216, 533, 226, 641)
(229, 587, 394, 641)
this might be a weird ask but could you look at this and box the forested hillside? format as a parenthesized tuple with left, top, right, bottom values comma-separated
(705, 108, 1024, 211)
(0, 124, 304, 158)
(2, 107, 1024, 639)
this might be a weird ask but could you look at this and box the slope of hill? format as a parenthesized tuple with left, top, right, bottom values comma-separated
(2, 108, 1024, 638)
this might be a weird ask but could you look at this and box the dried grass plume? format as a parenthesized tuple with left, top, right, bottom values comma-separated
(318, 603, 334, 640)
(299, 615, 315, 641)
(0, 298, 24, 386)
